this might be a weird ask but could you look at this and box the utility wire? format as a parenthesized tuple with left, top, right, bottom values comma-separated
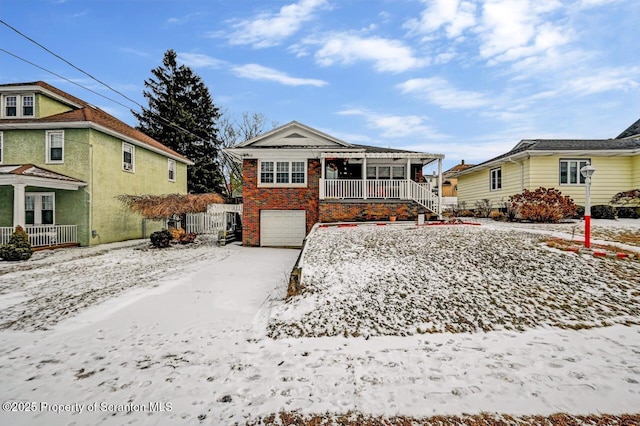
(0, 19, 220, 148)
(0, 48, 135, 111)
(0, 19, 142, 110)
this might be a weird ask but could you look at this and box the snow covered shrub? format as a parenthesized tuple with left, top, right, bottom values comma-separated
(178, 232, 197, 244)
(591, 205, 616, 219)
(474, 199, 493, 218)
(0, 225, 33, 261)
(168, 227, 185, 240)
(150, 230, 172, 248)
(509, 187, 577, 223)
(458, 209, 475, 217)
(489, 211, 506, 221)
(610, 189, 640, 218)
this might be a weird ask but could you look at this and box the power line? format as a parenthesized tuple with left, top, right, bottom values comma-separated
(0, 19, 221, 148)
(0, 19, 142, 110)
(0, 48, 136, 111)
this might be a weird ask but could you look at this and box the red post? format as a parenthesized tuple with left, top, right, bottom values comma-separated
(585, 215, 591, 248)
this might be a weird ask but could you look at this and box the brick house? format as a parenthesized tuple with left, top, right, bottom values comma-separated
(225, 121, 444, 247)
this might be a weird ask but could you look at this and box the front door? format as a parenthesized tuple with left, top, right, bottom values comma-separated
(25, 193, 55, 225)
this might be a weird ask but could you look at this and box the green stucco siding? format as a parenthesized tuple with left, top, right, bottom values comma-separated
(1, 126, 188, 246)
(0, 186, 11, 227)
(36, 93, 73, 118)
(1, 128, 92, 181)
(88, 129, 188, 245)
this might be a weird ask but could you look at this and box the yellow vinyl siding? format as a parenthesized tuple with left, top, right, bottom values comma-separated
(458, 154, 637, 209)
(632, 154, 640, 188)
(457, 161, 524, 208)
(524, 156, 633, 206)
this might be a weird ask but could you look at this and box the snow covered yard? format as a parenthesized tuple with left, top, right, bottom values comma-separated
(0, 220, 639, 425)
(0, 237, 233, 331)
(268, 221, 640, 339)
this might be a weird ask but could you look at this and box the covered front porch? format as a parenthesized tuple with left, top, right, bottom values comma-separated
(0, 165, 87, 248)
(318, 151, 444, 215)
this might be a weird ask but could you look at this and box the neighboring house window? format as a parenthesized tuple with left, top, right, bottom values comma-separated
(22, 95, 34, 116)
(122, 142, 135, 172)
(490, 167, 502, 191)
(560, 159, 590, 185)
(259, 160, 306, 186)
(46, 130, 64, 163)
(168, 159, 176, 182)
(2, 94, 34, 118)
(5, 96, 17, 117)
(25, 193, 55, 225)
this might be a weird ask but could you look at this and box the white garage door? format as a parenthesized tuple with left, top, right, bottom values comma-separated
(260, 210, 306, 247)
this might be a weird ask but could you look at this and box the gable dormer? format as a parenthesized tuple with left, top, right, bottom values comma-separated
(0, 82, 81, 119)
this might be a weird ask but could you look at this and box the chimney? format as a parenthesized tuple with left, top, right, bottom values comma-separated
(461, 159, 465, 165)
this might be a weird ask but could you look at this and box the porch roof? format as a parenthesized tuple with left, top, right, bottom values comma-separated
(0, 164, 87, 190)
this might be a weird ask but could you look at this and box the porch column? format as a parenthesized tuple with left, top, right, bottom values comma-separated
(362, 156, 367, 199)
(320, 157, 326, 200)
(13, 183, 26, 228)
(437, 158, 443, 217)
(405, 158, 411, 200)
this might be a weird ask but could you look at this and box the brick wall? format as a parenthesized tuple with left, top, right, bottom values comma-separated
(242, 159, 320, 246)
(319, 200, 431, 222)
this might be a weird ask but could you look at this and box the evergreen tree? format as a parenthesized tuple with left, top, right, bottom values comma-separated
(134, 49, 225, 194)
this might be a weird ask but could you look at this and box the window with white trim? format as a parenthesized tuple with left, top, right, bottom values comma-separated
(259, 160, 306, 186)
(490, 167, 502, 191)
(367, 165, 405, 179)
(5, 96, 17, 117)
(168, 159, 176, 182)
(22, 95, 34, 116)
(122, 142, 135, 172)
(0, 132, 3, 164)
(2, 94, 35, 118)
(46, 130, 64, 163)
(25, 193, 55, 225)
(560, 159, 590, 185)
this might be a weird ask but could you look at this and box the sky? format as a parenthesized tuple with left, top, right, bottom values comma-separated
(1, 0, 639, 170)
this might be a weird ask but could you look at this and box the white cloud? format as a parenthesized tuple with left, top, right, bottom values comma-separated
(405, 0, 477, 38)
(478, 0, 568, 63)
(225, 0, 328, 48)
(563, 68, 640, 95)
(179, 53, 227, 69)
(397, 77, 490, 109)
(337, 109, 445, 139)
(232, 64, 327, 87)
(310, 32, 427, 73)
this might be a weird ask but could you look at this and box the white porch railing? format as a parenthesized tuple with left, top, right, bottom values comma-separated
(0, 225, 78, 248)
(321, 179, 439, 213)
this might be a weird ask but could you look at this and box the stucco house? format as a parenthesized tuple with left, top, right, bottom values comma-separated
(451, 120, 640, 210)
(225, 121, 444, 247)
(0, 81, 191, 248)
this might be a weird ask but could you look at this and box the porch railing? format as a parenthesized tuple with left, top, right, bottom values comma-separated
(321, 178, 439, 213)
(0, 225, 78, 248)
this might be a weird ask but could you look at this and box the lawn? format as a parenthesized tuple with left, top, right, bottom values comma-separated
(268, 223, 640, 339)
